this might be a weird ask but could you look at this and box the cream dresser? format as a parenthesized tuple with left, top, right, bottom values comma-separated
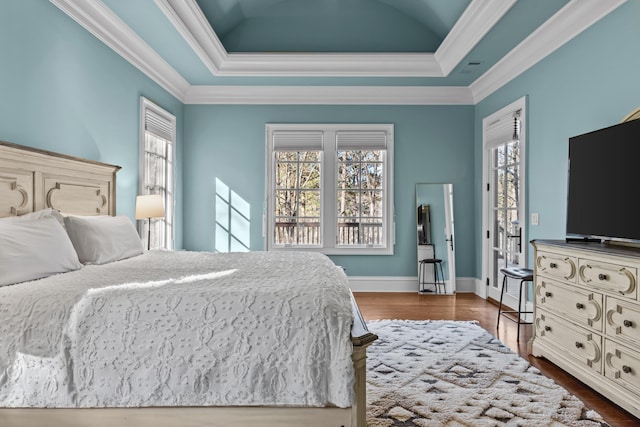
(530, 240, 640, 418)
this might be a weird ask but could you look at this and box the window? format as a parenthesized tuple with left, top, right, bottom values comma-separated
(139, 97, 176, 250)
(266, 124, 394, 255)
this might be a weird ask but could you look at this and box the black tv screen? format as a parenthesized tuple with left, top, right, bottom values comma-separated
(567, 119, 640, 242)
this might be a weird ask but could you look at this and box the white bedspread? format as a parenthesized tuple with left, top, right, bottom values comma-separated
(0, 251, 354, 408)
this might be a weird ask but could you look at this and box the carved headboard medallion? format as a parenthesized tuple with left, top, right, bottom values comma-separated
(0, 173, 32, 216)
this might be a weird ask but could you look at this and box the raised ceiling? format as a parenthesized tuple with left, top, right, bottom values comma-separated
(50, 0, 627, 104)
(197, 0, 471, 53)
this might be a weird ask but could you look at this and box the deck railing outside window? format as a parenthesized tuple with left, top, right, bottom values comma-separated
(275, 221, 383, 246)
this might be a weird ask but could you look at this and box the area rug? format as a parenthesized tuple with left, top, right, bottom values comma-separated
(365, 320, 609, 426)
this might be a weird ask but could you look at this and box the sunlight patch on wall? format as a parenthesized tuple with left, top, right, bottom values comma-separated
(215, 178, 250, 252)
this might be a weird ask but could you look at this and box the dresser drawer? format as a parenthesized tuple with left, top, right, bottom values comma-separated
(535, 309, 602, 373)
(536, 278, 603, 331)
(536, 251, 577, 283)
(578, 259, 637, 298)
(604, 339, 640, 396)
(605, 296, 640, 346)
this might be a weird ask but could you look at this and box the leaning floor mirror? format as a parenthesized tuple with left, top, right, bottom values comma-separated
(416, 183, 456, 294)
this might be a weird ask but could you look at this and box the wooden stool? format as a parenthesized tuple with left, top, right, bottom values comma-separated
(497, 267, 534, 341)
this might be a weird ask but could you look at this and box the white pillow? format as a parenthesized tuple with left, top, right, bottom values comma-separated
(64, 215, 143, 265)
(0, 216, 82, 287)
(1, 208, 65, 227)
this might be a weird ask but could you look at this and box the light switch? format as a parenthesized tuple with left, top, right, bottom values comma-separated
(531, 212, 539, 226)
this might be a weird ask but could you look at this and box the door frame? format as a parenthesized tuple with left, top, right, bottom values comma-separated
(481, 96, 528, 304)
(443, 183, 456, 293)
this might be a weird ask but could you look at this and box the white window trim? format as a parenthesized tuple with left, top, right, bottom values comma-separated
(139, 96, 176, 250)
(265, 123, 394, 255)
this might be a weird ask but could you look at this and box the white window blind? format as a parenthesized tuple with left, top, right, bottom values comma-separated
(485, 110, 521, 148)
(144, 108, 174, 141)
(336, 131, 387, 150)
(272, 131, 324, 151)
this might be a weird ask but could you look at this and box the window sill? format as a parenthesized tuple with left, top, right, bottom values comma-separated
(267, 246, 394, 256)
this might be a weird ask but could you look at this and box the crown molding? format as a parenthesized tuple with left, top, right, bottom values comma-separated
(184, 86, 474, 105)
(157, 0, 512, 78)
(154, 0, 227, 77)
(217, 53, 443, 78)
(435, 0, 516, 76)
(470, 0, 628, 103)
(49, 0, 625, 105)
(50, 0, 189, 102)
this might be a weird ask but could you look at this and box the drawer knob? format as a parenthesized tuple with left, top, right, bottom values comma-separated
(549, 262, 558, 268)
(598, 273, 608, 281)
(624, 320, 633, 328)
(575, 342, 584, 349)
(576, 303, 585, 309)
(544, 326, 552, 332)
(623, 365, 632, 374)
(545, 292, 552, 297)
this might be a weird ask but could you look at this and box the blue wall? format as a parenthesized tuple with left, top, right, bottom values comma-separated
(4, 0, 638, 282)
(474, 0, 640, 275)
(0, 0, 185, 247)
(183, 105, 475, 277)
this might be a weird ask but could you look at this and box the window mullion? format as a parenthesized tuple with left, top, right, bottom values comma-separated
(381, 151, 388, 247)
(358, 155, 364, 244)
(295, 153, 300, 244)
(323, 130, 337, 249)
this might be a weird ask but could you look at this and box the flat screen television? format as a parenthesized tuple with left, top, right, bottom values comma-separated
(566, 118, 640, 243)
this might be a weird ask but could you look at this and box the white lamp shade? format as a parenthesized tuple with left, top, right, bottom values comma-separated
(135, 194, 165, 219)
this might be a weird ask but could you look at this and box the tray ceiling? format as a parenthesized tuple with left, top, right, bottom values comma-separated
(50, 0, 627, 104)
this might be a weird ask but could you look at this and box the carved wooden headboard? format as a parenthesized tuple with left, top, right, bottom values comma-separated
(0, 141, 120, 219)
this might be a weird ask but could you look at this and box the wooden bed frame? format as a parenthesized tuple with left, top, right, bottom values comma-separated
(0, 140, 378, 427)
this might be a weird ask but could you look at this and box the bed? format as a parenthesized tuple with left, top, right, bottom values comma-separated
(0, 140, 377, 427)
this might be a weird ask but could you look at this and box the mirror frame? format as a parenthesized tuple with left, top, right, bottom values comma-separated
(416, 183, 456, 294)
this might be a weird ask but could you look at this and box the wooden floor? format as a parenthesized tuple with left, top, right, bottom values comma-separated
(353, 292, 640, 427)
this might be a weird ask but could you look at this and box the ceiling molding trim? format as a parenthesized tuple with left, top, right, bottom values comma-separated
(48, 0, 624, 106)
(158, 0, 446, 77)
(470, 0, 628, 103)
(50, 0, 189, 101)
(154, 0, 226, 76)
(436, 0, 517, 76)
(219, 53, 443, 77)
(184, 86, 474, 105)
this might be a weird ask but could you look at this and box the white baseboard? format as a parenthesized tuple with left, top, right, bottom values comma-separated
(455, 277, 477, 293)
(348, 276, 477, 293)
(348, 276, 417, 292)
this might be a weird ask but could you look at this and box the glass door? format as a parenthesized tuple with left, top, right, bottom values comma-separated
(483, 98, 526, 305)
(488, 139, 524, 300)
